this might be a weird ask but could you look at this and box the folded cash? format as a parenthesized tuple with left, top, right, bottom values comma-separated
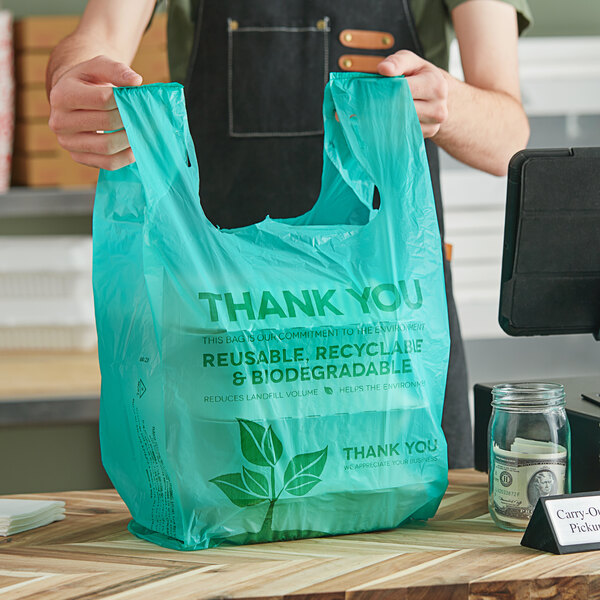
(510, 437, 566, 456)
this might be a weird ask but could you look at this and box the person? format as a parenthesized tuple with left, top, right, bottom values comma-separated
(46, 0, 532, 469)
(528, 469, 557, 506)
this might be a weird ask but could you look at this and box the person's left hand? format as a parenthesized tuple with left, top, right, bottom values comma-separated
(378, 50, 448, 138)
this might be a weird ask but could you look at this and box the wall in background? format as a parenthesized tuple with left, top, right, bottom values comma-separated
(1, 0, 85, 17)
(0, 423, 111, 494)
(527, 0, 600, 36)
(3, 0, 600, 36)
(1, 0, 166, 18)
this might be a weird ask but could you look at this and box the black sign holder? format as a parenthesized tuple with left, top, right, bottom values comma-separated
(521, 491, 600, 554)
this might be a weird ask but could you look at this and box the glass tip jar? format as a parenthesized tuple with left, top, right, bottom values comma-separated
(488, 382, 571, 531)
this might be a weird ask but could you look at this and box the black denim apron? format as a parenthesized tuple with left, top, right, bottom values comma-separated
(183, 0, 472, 468)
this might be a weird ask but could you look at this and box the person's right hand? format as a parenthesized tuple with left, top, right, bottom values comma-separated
(48, 55, 143, 170)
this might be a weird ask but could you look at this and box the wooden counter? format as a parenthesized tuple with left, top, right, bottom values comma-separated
(2, 470, 599, 599)
(0, 351, 100, 425)
(0, 351, 100, 400)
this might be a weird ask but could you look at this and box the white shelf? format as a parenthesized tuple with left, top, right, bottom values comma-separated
(449, 36, 600, 117)
(0, 188, 95, 218)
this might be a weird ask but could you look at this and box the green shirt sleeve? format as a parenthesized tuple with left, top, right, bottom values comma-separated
(445, 0, 533, 35)
(409, 0, 532, 70)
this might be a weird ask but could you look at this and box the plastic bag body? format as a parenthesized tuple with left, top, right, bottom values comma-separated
(93, 73, 450, 549)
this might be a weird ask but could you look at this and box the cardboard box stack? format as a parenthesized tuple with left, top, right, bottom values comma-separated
(0, 11, 14, 193)
(12, 13, 169, 187)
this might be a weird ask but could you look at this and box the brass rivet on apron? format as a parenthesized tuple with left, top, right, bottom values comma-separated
(382, 35, 391, 46)
(342, 58, 353, 69)
(344, 33, 353, 42)
(229, 20, 239, 31)
(316, 19, 327, 31)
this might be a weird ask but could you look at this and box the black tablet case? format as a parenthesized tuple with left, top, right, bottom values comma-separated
(499, 147, 600, 338)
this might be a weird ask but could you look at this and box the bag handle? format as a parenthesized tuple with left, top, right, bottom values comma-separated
(112, 77, 431, 229)
(112, 83, 210, 224)
(323, 73, 433, 222)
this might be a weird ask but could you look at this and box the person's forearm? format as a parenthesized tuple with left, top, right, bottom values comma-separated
(46, 0, 154, 170)
(46, 33, 125, 97)
(433, 71, 530, 177)
(46, 0, 154, 96)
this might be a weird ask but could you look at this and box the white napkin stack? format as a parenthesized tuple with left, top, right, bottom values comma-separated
(0, 499, 66, 536)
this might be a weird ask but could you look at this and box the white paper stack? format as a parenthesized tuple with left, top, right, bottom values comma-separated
(0, 499, 66, 536)
(0, 236, 96, 350)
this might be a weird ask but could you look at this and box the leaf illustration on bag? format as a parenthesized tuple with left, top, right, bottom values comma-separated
(283, 447, 328, 497)
(209, 472, 269, 507)
(237, 418, 271, 467)
(262, 425, 283, 467)
(211, 419, 329, 536)
(284, 474, 323, 496)
(242, 466, 270, 497)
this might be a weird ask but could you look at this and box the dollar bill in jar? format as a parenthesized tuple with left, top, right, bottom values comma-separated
(491, 438, 567, 529)
(488, 382, 571, 531)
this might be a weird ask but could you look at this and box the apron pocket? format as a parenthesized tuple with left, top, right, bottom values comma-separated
(227, 17, 330, 138)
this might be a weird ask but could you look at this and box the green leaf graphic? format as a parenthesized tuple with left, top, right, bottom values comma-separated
(285, 474, 322, 496)
(237, 418, 270, 467)
(209, 472, 268, 507)
(242, 466, 270, 498)
(324, 387, 334, 395)
(262, 425, 283, 466)
(283, 447, 328, 496)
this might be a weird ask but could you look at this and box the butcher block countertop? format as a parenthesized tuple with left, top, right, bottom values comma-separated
(0, 351, 100, 425)
(2, 470, 599, 599)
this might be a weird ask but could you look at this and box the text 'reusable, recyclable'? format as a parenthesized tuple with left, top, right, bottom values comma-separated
(202, 337, 424, 386)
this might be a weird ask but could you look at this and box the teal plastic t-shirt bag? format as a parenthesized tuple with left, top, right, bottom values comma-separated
(93, 73, 450, 550)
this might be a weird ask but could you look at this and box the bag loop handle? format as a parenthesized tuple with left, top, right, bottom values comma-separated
(323, 73, 433, 223)
(113, 83, 211, 226)
(113, 76, 433, 230)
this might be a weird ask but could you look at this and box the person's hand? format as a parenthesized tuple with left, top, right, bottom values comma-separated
(48, 55, 142, 170)
(378, 50, 448, 138)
